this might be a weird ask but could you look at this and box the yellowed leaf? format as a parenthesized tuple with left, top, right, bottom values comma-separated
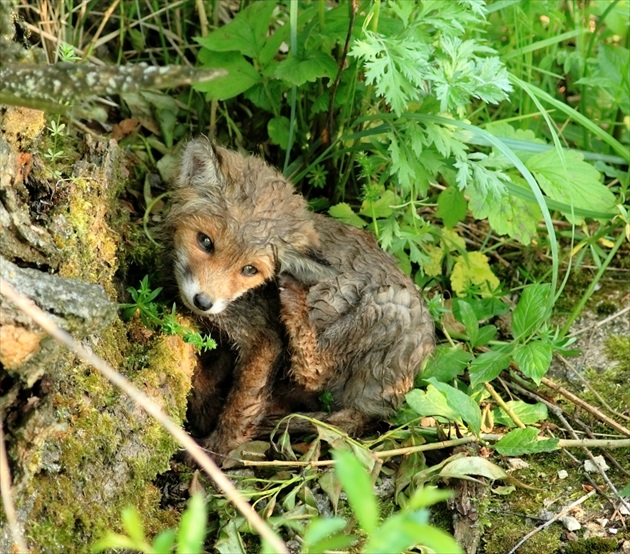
(451, 251, 500, 297)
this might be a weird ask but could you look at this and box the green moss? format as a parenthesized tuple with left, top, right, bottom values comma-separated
(557, 536, 619, 554)
(484, 522, 561, 554)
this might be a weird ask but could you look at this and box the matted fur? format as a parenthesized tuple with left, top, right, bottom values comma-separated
(166, 138, 434, 461)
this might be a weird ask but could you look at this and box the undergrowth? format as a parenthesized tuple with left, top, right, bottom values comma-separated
(18, 0, 630, 552)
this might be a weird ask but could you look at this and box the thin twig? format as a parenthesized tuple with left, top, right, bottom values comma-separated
(541, 376, 630, 438)
(238, 435, 630, 468)
(506, 489, 597, 554)
(558, 354, 630, 423)
(485, 382, 526, 428)
(0, 421, 30, 553)
(0, 278, 288, 554)
(568, 305, 630, 338)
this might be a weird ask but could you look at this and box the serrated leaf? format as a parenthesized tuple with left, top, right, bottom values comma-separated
(195, 50, 260, 99)
(195, 1, 276, 58)
(421, 346, 472, 383)
(359, 189, 401, 219)
(427, 378, 482, 435)
(512, 284, 551, 340)
(469, 349, 512, 388)
(333, 450, 379, 534)
(177, 493, 207, 554)
(440, 227, 466, 253)
(486, 191, 542, 244)
(493, 401, 548, 428)
(439, 456, 508, 481)
(436, 186, 468, 228)
(527, 150, 615, 224)
(513, 340, 553, 384)
(275, 51, 337, 86)
(495, 427, 559, 456)
(328, 203, 366, 228)
(423, 244, 444, 277)
(451, 251, 500, 298)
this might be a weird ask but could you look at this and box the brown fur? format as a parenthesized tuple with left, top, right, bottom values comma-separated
(166, 138, 434, 462)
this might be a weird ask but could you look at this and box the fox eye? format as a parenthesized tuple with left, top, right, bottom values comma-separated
(241, 265, 258, 276)
(197, 232, 214, 253)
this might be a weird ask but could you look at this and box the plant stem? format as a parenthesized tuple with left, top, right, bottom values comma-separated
(560, 228, 626, 336)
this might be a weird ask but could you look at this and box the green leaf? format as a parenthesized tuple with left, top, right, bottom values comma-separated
(475, 325, 498, 347)
(406, 486, 454, 510)
(512, 284, 551, 340)
(176, 493, 207, 554)
(452, 299, 479, 344)
(359, 189, 401, 219)
(451, 251, 500, 298)
(195, 50, 260, 99)
(469, 349, 512, 388)
(513, 340, 553, 384)
(92, 532, 139, 552)
(421, 346, 472, 383)
(425, 378, 483, 435)
(527, 150, 615, 224)
(328, 203, 367, 228)
(364, 516, 463, 554)
(486, 190, 542, 244)
(493, 401, 548, 428)
(151, 529, 176, 554)
(275, 51, 337, 86)
(436, 186, 468, 228)
(195, 1, 276, 59)
(302, 517, 352, 554)
(495, 427, 559, 456)
(268, 116, 290, 150)
(333, 450, 379, 534)
(406, 386, 461, 423)
(439, 456, 508, 481)
(122, 507, 146, 544)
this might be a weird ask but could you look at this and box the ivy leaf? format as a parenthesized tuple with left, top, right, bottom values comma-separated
(436, 186, 468, 228)
(495, 427, 559, 456)
(195, 1, 276, 59)
(512, 284, 551, 340)
(527, 150, 615, 224)
(493, 401, 548, 428)
(469, 349, 512, 388)
(275, 51, 337, 86)
(328, 203, 366, 228)
(451, 251, 500, 298)
(513, 340, 553, 384)
(195, 50, 260, 99)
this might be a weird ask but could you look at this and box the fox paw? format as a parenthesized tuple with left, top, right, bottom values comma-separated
(278, 273, 309, 310)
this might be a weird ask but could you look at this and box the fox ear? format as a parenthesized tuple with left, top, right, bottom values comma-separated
(176, 137, 225, 190)
(279, 247, 338, 284)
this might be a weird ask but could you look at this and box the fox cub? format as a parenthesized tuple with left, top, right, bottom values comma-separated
(166, 138, 434, 461)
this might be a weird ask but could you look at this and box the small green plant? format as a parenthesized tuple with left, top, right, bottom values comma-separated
(297, 449, 462, 554)
(93, 493, 207, 554)
(120, 276, 215, 351)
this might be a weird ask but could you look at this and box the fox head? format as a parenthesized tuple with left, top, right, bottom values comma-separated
(166, 138, 336, 316)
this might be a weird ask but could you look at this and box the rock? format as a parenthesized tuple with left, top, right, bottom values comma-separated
(561, 516, 581, 531)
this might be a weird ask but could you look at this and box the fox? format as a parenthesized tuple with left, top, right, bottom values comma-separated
(165, 138, 434, 461)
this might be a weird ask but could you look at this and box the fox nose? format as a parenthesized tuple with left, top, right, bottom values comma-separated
(193, 293, 213, 311)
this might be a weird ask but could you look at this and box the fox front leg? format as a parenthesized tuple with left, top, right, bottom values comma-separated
(278, 274, 334, 392)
